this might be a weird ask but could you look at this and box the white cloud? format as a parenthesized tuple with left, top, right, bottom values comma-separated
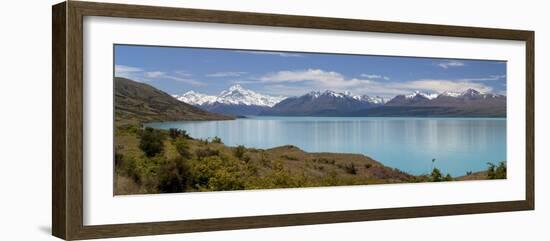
(360, 73, 390, 80)
(144, 71, 165, 78)
(174, 71, 192, 77)
(460, 75, 506, 81)
(149, 72, 204, 86)
(206, 71, 248, 77)
(390, 79, 493, 93)
(114, 65, 204, 86)
(235, 50, 303, 57)
(437, 60, 465, 69)
(259, 69, 371, 89)
(163, 75, 205, 86)
(252, 68, 494, 98)
(115, 65, 143, 78)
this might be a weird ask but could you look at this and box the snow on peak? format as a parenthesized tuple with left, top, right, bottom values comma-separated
(175, 85, 285, 107)
(359, 95, 385, 104)
(440, 91, 462, 97)
(175, 91, 217, 105)
(305, 90, 384, 104)
(306, 91, 322, 98)
(461, 88, 481, 96)
(323, 90, 344, 98)
(406, 91, 438, 100)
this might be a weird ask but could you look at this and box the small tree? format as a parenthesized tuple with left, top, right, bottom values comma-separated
(487, 162, 496, 179)
(431, 168, 443, 182)
(495, 162, 507, 179)
(233, 145, 246, 159)
(169, 128, 191, 139)
(443, 173, 453, 181)
(139, 127, 165, 157)
(488, 162, 506, 179)
(212, 136, 223, 144)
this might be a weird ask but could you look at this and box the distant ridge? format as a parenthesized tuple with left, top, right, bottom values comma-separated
(115, 77, 234, 125)
(357, 89, 506, 117)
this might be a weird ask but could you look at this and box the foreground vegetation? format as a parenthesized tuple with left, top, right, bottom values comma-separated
(114, 124, 506, 195)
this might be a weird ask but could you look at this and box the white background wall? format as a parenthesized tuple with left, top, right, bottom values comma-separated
(0, 0, 547, 240)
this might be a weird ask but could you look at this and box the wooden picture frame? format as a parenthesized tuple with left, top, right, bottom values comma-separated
(52, 1, 534, 240)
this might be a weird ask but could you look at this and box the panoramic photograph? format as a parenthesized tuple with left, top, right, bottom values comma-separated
(113, 44, 507, 195)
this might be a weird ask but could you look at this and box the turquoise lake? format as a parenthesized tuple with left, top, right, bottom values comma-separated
(146, 116, 506, 176)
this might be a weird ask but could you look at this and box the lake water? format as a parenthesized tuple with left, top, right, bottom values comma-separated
(146, 116, 506, 176)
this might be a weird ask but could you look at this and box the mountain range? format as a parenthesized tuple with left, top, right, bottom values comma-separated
(114, 77, 234, 125)
(261, 90, 385, 116)
(174, 84, 506, 117)
(362, 89, 506, 117)
(173, 85, 286, 116)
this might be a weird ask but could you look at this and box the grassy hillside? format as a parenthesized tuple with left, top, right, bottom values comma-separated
(114, 125, 505, 195)
(115, 77, 234, 125)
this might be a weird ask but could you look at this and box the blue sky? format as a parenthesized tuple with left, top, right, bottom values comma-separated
(114, 44, 506, 98)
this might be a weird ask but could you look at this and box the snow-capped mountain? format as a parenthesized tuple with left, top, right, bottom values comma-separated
(173, 85, 286, 116)
(174, 91, 217, 105)
(261, 90, 384, 116)
(173, 86, 505, 117)
(175, 84, 285, 107)
(303, 90, 385, 104)
(387, 88, 504, 106)
(216, 84, 285, 107)
(355, 95, 386, 104)
(368, 88, 506, 117)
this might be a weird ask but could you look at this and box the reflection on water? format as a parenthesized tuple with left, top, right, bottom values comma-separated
(146, 116, 506, 176)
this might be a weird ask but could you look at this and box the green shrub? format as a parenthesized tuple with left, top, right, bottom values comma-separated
(173, 137, 191, 159)
(157, 156, 191, 193)
(169, 128, 191, 140)
(195, 147, 220, 160)
(487, 163, 495, 178)
(487, 161, 506, 179)
(139, 127, 165, 157)
(443, 173, 453, 181)
(430, 168, 443, 182)
(212, 136, 223, 144)
(121, 155, 141, 184)
(190, 155, 245, 191)
(233, 145, 246, 159)
(495, 162, 507, 179)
